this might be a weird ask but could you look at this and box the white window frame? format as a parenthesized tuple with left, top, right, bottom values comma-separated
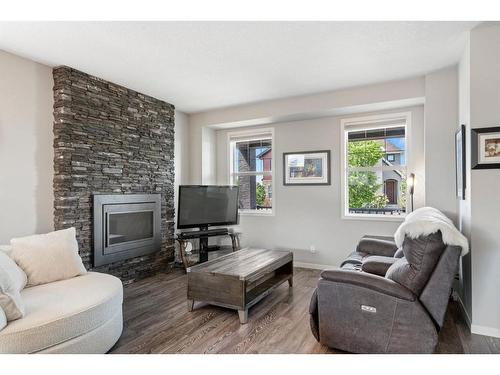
(340, 112, 411, 221)
(227, 128, 275, 216)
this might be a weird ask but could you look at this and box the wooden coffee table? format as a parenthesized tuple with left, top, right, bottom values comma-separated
(186, 248, 293, 324)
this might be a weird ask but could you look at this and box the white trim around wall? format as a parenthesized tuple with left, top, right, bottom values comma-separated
(454, 290, 500, 338)
(471, 325, 500, 339)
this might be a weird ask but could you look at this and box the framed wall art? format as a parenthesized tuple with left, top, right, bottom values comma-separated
(283, 150, 331, 186)
(471, 126, 500, 169)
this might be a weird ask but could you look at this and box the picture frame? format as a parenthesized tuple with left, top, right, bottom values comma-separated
(455, 124, 466, 200)
(471, 126, 500, 169)
(283, 150, 331, 185)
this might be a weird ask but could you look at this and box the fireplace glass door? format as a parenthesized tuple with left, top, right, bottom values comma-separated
(107, 211, 154, 246)
(102, 202, 158, 256)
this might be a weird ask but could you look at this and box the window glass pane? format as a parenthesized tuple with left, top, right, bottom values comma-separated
(233, 139, 272, 173)
(232, 174, 272, 212)
(347, 170, 406, 216)
(347, 126, 406, 167)
(347, 139, 384, 168)
(384, 137, 406, 166)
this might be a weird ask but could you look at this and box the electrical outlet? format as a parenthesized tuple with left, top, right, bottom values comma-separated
(309, 245, 316, 254)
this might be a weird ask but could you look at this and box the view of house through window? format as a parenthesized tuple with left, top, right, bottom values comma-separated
(345, 124, 407, 216)
(230, 132, 273, 213)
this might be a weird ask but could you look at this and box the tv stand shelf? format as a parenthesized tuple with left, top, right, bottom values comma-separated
(178, 228, 229, 239)
(175, 229, 241, 271)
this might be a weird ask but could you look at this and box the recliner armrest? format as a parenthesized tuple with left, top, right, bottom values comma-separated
(361, 256, 398, 276)
(356, 235, 398, 257)
(320, 268, 415, 301)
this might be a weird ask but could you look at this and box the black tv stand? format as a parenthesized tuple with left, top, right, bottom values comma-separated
(175, 227, 241, 268)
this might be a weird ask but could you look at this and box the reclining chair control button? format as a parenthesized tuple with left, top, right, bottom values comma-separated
(361, 305, 377, 313)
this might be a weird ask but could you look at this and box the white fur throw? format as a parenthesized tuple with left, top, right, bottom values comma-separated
(395, 207, 469, 256)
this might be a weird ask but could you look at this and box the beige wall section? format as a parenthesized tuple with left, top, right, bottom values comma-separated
(189, 77, 425, 184)
(190, 77, 425, 128)
(424, 66, 459, 222)
(202, 126, 217, 184)
(215, 106, 424, 267)
(469, 23, 500, 337)
(0, 50, 54, 243)
(174, 110, 190, 223)
(455, 23, 500, 337)
(457, 35, 473, 323)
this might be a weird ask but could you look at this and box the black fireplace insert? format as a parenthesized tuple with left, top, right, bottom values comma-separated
(93, 194, 161, 267)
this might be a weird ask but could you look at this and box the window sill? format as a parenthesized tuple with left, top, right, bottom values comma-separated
(239, 210, 274, 217)
(342, 213, 405, 222)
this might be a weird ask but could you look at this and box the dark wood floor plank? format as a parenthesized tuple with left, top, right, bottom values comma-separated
(446, 301, 493, 354)
(110, 267, 495, 354)
(486, 336, 500, 354)
(435, 305, 465, 354)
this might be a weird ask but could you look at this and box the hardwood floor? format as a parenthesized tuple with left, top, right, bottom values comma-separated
(110, 267, 500, 354)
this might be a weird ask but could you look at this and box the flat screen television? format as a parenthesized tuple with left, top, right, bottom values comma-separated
(177, 185, 239, 229)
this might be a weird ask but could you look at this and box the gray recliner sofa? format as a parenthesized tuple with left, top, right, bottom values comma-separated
(309, 231, 461, 353)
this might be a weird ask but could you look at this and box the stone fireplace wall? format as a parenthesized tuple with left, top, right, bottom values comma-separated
(53, 66, 175, 283)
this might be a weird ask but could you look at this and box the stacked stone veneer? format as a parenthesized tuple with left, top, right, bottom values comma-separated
(52, 66, 175, 283)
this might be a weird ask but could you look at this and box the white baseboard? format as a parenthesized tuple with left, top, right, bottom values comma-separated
(471, 324, 500, 339)
(293, 261, 335, 270)
(454, 294, 500, 338)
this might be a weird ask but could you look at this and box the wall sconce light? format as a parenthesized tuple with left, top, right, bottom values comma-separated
(408, 173, 415, 212)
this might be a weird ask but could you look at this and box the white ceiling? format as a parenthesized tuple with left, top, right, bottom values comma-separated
(0, 22, 478, 113)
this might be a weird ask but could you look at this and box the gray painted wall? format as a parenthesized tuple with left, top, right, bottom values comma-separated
(469, 23, 500, 336)
(174, 110, 190, 223)
(189, 77, 425, 185)
(0, 50, 54, 243)
(215, 106, 425, 267)
(424, 66, 459, 223)
(456, 23, 500, 337)
(457, 33, 473, 322)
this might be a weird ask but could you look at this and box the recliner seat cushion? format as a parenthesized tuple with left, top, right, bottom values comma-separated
(385, 231, 446, 295)
(0, 272, 122, 354)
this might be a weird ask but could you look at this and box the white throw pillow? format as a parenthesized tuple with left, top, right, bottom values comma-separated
(0, 252, 26, 321)
(0, 306, 6, 330)
(10, 227, 87, 287)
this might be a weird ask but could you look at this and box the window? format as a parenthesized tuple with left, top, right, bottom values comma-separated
(341, 113, 410, 219)
(229, 129, 274, 214)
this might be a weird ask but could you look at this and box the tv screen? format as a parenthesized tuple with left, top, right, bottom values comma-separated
(177, 185, 239, 229)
